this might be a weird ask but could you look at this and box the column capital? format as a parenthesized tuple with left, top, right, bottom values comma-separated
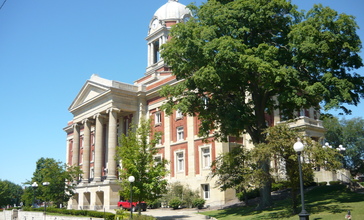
(72, 122, 80, 129)
(106, 108, 120, 114)
(82, 118, 95, 125)
(93, 113, 106, 120)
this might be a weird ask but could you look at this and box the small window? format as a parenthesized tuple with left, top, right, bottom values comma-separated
(176, 152, 184, 172)
(176, 109, 183, 119)
(155, 111, 162, 125)
(202, 184, 210, 199)
(177, 126, 184, 141)
(154, 155, 162, 166)
(201, 147, 211, 169)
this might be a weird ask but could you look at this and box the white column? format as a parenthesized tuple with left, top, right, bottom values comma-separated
(72, 124, 80, 166)
(107, 108, 119, 180)
(82, 119, 91, 183)
(148, 43, 151, 66)
(151, 42, 155, 64)
(94, 113, 104, 182)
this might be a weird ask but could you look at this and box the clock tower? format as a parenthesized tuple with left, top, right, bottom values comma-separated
(145, 0, 191, 74)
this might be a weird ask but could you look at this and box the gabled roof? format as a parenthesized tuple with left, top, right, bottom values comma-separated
(68, 74, 141, 113)
(68, 74, 112, 111)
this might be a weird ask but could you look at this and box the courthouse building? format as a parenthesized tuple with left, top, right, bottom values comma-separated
(63, 0, 326, 210)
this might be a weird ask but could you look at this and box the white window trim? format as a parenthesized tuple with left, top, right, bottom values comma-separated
(202, 184, 210, 200)
(155, 111, 162, 125)
(200, 146, 211, 170)
(175, 151, 185, 173)
(176, 109, 183, 120)
(177, 126, 184, 141)
(154, 154, 162, 166)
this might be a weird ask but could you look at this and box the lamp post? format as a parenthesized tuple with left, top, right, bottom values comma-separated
(31, 182, 38, 208)
(293, 139, 310, 220)
(42, 182, 50, 215)
(128, 176, 135, 219)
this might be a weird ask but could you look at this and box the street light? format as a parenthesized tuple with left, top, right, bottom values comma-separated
(128, 176, 135, 219)
(42, 182, 50, 215)
(31, 182, 38, 208)
(293, 138, 310, 220)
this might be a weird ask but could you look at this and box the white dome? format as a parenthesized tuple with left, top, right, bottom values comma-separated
(154, 0, 191, 21)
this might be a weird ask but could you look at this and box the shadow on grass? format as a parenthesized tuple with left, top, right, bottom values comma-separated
(204, 185, 364, 219)
(306, 185, 364, 215)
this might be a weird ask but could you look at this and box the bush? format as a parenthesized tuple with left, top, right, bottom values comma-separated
(169, 198, 182, 209)
(318, 181, 327, 186)
(148, 199, 161, 209)
(163, 182, 200, 208)
(237, 188, 260, 201)
(272, 181, 289, 191)
(192, 198, 205, 209)
(329, 181, 341, 185)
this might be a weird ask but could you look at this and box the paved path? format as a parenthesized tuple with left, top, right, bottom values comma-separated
(141, 208, 214, 220)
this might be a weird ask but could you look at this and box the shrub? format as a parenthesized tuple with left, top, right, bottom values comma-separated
(163, 182, 200, 208)
(318, 181, 327, 186)
(272, 181, 289, 191)
(148, 199, 161, 209)
(329, 181, 341, 185)
(192, 198, 205, 209)
(169, 198, 182, 209)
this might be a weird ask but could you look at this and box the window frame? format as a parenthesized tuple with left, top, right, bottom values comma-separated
(177, 126, 184, 141)
(201, 184, 210, 200)
(175, 151, 185, 173)
(201, 146, 211, 169)
(155, 111, 162, 125)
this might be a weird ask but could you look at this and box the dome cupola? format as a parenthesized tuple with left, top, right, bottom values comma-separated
(146, 0, 191, 73)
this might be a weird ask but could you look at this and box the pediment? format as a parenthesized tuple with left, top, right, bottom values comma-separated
(68, 80, 110, 111)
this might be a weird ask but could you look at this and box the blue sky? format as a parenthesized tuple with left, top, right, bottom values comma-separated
(0, 0, 363, 186)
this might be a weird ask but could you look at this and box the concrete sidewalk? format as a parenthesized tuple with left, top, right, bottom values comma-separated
(141, 208, 215, 220)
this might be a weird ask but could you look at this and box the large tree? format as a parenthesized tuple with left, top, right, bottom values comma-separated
(0, 180, 23, 208)
(323, 116, 364, 176)
(116, 118, 168, 213)
(160, 0, 363, 208)
(22, 157, 81, 207)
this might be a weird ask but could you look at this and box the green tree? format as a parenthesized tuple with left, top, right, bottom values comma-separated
(163, 182, 200, 208)
(0, 180, 23, 208)
(116, 118, 168, 213)
(160, 0, 363, 208)
(323, 117, 364, 175)
(22, 157, 81, 207)
(211, 123, 342, 212)
(261, 124, 341, 212)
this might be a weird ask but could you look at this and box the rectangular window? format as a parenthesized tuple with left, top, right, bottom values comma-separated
(154, 155, 162, 166)
(177, 126, 184, 141)
(201, 147, 211, 169)
(176, 152, 184, 172)
(155, 111, 162, 125)
(176, 109, 183, 119)
(202, 184, 210, 199)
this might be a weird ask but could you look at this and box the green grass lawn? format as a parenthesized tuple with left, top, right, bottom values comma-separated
(201, 185, 364, 220)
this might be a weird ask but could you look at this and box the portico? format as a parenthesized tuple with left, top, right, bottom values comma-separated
(64, 74, 145, 210)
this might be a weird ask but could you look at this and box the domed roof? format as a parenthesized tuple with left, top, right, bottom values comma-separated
(154, 0, 191, 21)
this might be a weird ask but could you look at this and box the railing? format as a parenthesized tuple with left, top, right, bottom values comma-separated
(281, 116, 323, 128)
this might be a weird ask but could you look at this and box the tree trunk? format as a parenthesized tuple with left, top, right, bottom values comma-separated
(257, 160, 272, 209)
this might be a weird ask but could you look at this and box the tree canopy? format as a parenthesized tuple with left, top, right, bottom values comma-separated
(22, 157, 81, 207)
(160, 0, 363, 208)
(211, 123, 342, 212)
(116, 118, 168, 212)
(323, 116, 364, 175)
(0, 180, 23, 208)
